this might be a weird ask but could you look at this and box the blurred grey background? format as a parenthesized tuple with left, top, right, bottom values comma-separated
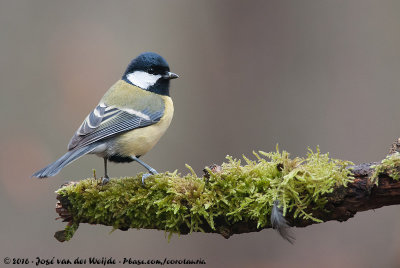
(1, 0, 400, 267)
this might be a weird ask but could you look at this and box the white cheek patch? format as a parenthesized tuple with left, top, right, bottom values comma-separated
(126, 71, 162, 89)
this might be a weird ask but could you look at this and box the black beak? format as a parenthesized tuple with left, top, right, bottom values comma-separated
(163, 72, 179, 80)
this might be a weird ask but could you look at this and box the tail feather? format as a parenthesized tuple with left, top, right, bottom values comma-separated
(32, 145, 97, 178)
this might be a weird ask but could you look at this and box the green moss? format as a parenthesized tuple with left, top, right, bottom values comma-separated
(54, 222, 79, 242)
(56, 147, 354, 240)
(371, 152, 400, 184)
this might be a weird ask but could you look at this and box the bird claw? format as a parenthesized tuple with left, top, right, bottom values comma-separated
(141, 169, 158, 185)
(101, 176, 110, 185)
(141, 173, 152, 185)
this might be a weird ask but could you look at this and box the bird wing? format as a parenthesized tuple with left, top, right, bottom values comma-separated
(67, 102, 163, 150)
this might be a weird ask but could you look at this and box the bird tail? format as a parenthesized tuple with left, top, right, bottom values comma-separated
(32, 144, 98, 178)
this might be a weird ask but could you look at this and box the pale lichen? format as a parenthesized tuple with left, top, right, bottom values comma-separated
(56, 147, 354, 241)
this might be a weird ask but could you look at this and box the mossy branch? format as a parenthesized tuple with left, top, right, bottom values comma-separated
(54, 140, 400, 242)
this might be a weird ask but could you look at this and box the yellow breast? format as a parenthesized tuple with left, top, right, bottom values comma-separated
(115, 96, 174, 157)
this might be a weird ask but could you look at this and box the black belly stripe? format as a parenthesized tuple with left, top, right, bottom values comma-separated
(108, 155, 135, 163)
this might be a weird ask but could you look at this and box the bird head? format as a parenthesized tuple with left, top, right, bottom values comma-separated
(122, 52, 179, 96)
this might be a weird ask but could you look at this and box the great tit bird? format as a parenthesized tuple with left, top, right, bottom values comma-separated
(32, 52, 178, 183)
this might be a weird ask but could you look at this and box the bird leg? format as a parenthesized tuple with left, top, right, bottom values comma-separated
(130, 156, 158, 184)
(101, 157, 110, 185)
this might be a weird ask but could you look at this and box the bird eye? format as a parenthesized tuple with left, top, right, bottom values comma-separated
(148, 68, 155, 74)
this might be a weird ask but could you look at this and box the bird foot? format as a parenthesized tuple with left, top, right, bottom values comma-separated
(141, 173, 152, 184)
(141, 169, 158, 185)
(101, 176, 110, 185)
